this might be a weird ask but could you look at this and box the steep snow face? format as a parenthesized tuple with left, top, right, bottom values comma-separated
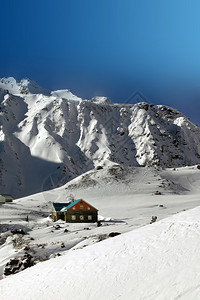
(0, 77, 50, 96)
(0, 77, 20, 94)
(0, 77, 200, 198)
(128, 103, 200, 166)
(19, 78, 50, 96)
(90, 96, 112, 104)
(51, 89, 82, 101)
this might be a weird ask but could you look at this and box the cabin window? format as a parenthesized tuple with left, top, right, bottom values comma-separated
(87, 206, 90, 210)
(80, 205, 84, 209)
(73, 206, 76, 210)
(88, 215, 92, 220)
(71, 215, 76, 220)
(80, 215, 84, 220)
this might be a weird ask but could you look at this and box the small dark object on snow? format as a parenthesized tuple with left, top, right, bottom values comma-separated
(54, 224, 61, 230)
(98, 234, 107, 241)
(23, 246, 30, 251)
(37, 244, 46, 248)
(61, 242, 65, 248)
(64, 229, 69, 233)
(23, 253, 34, 268)
(9, 258, 20, 266)
(96, 166, 103, 170)
(97, 221, 102, 227)
(154, 191, 161, 195)
(11, 229, 25, 235)
(25, 215, 29, 222)
(109, 232, 121, 238)
(84, 227, 90, 230)
(150, 216, 157, 224)
(23, 258, 34, 268)
(197, 165, 200, 170)
(159, 205, 164, 207)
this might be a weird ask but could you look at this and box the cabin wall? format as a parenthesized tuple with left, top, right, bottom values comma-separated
(0, 196, 5, 204)
(51, 209, 64, 222)
(5, 198, 13, 202)
(64, 211, 98, 223)
(56, 212, 65, 221)
(51, 210, 56, 221)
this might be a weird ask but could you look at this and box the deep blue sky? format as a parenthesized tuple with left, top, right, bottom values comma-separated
(1, 0, 200, 124)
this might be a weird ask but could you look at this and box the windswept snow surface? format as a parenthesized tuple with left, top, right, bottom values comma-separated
(1, 206, 200, 299)
(0, 77, 200, 198)
(0, 164, 200, 299)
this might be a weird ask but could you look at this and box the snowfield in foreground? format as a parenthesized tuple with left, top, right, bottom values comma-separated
(0, 164, 200, 299)
(1, 206, 200, 300)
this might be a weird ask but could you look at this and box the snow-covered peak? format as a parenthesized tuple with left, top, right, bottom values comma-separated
(51, 89, 83, 101)
(0, 77, 50, 96)
(19, 78, 50, 96)
(0, 77, 20, 94)
(90, 96, 112, 104)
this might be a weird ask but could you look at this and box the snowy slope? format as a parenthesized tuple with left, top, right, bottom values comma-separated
(0, 164, 200, 280)
(1, 205, 200, 299)
(0, 77, 200, 198)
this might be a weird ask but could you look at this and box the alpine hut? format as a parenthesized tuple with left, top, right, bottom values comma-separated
(0, 194, 13, 202)
(51, 199, 98, 223)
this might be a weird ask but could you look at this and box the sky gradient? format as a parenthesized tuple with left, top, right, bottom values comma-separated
(1, 0, 200, 124)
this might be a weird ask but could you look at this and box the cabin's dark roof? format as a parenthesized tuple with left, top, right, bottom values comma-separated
(1, 194, 13, 198)
(52, 203, 70, 211)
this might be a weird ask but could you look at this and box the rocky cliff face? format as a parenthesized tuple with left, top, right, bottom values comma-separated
(0, 77, 200, 197)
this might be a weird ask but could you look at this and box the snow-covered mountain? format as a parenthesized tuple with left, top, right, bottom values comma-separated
(0, 77, 50, 95)
(0, 77, 200, 198)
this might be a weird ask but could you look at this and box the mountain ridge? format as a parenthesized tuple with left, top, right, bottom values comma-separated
(0, 77, 200, 198)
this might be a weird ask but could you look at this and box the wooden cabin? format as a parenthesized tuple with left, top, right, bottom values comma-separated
(51, 199, 98, 223)
(0, 195, 5, 204)
(0, 194, 13, 203)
